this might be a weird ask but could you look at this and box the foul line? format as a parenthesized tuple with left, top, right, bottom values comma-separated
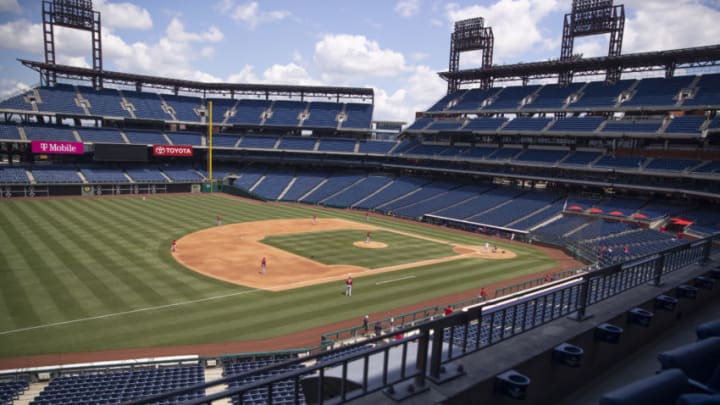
(0, 289, 260, 336)
(375, 275, 415, 285)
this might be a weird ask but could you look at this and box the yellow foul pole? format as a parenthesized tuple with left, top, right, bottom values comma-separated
(208, 101, 213, 188)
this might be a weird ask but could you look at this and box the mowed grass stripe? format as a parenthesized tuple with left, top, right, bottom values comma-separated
(90, 198, 241, 297)
(263, 230, 456, 269)
(29, 200, 138, 310)
(1, 204, 91, 320)
(71, 199, 200, 303)
(45, 200, 169, 307)
(0, 229, 42, 328)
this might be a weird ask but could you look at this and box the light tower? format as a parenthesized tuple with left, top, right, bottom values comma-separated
(447, 17, 494, 93)
(42, 0, 103, 88)
(559, 0, 624, 85)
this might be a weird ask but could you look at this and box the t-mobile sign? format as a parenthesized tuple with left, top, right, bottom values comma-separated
(31, 140, 84, 155)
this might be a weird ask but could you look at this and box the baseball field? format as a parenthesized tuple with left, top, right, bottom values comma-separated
(0, 193, 578, 366)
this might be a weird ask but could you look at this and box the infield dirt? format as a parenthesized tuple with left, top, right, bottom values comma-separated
(174, 218, 516, 291)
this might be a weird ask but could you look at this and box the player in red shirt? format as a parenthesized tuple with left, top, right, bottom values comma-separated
(260, 256, 266, 274)
(345, 274, 353, 296)
(365, 231, 371, 243)
(216, 215, 221, 226)
(171, 239, 176, 253)
(480, 287, 488, 301)
(444, 305, 453, 316)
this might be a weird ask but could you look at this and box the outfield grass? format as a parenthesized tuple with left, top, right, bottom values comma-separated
(262, 229, 456, 268)
(0, 194, 561, 358)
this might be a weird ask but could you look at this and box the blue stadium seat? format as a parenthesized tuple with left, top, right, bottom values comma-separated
(317, 138, 356, 152)
(23, 125, 77, 142)
(341, 103, 373, 129)
(264, 100, 305, 127)
(303, 102, 341, 128)
(252, 170, 295, 200)
(280, 171, 327, 201)
(78, 86, 130, 118)
(323, 175, 393, 207)
(357, 140, 395, 154)
(239, 135, 279, 149)
(122, 91, 170, 120)
(569, 79, 634, 109)
(124, 130, 168, 145)
(0, 123, 22, 140)
(36, 84, 85, 115)
(77, 127, 125, 144)
(0, 167, 30, 184)
(526, 82, 583, 109)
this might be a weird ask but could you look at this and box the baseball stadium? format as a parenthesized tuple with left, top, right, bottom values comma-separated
(0, 1, 719, 404)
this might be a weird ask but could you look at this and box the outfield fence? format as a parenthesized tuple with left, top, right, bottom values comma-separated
(126, 233, 719, 405)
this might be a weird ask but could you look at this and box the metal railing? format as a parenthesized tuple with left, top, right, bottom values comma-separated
(126, 234, 718, 405)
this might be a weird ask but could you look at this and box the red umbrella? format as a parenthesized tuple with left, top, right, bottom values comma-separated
(609, 210, 624, 216)
(671, 218, 693, 226)
(633, 213, 648, 219)
(568, 205, 583, 211)
(589, 207, 603, 213)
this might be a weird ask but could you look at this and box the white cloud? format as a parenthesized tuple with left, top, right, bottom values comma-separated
(314, 34, 407, 82)
(166, 18, 223, 43)
(230, 1, 290, 30)
(0, 20, 41, 52)
(0, 79, 30, 100)
(405, 65, 447, 111)
(226, 65, 259, 83)
(395, 0, 420, 18)
(226, 63, 319, 86)
(373, 87, 412, 123)
(262, 63, 321, 86)
(0, 0, 21, 14)
(94, 0, 152, 30)
(622, 0, 720, 53)
(445, 0, 562, 63)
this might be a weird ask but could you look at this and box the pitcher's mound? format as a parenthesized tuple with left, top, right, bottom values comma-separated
(354, 241, 388, 249)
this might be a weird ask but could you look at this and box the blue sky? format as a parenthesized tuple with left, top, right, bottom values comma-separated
(1, 0, 719, 123)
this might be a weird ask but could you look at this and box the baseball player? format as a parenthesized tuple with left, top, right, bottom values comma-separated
(366, 231, 371, 243)
(216, 215, 222, 226)
(171, 239, 176, 253)
(345, 274, 353, 296)
(312, 215, 316, 225)
(260, 256, 267, 274)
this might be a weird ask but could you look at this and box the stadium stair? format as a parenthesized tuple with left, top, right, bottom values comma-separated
(16, 381, 49, 405)
(118, 93, 137, 119)
(17, 126, 27, 140)
(71, 129, 82, 142)
(118, 130, 131, 144)
(124, 172, 135, 183)
(249, 175, 266, 193)
(375, 187, 424, 211)
(351, 179, 394, 208)
(318, 176, 366, 205)
(507, 203, 556, 228)
(162, 132, 173, 145)
(277, 177, 296, 200)
(76, 92, 91, 115)
(203, 367, 231, 405)
(159, 171, 173, 183)
(76, 170, 89, 183)
(25, 169, 36, 184)
(297, 178, 328, 202)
